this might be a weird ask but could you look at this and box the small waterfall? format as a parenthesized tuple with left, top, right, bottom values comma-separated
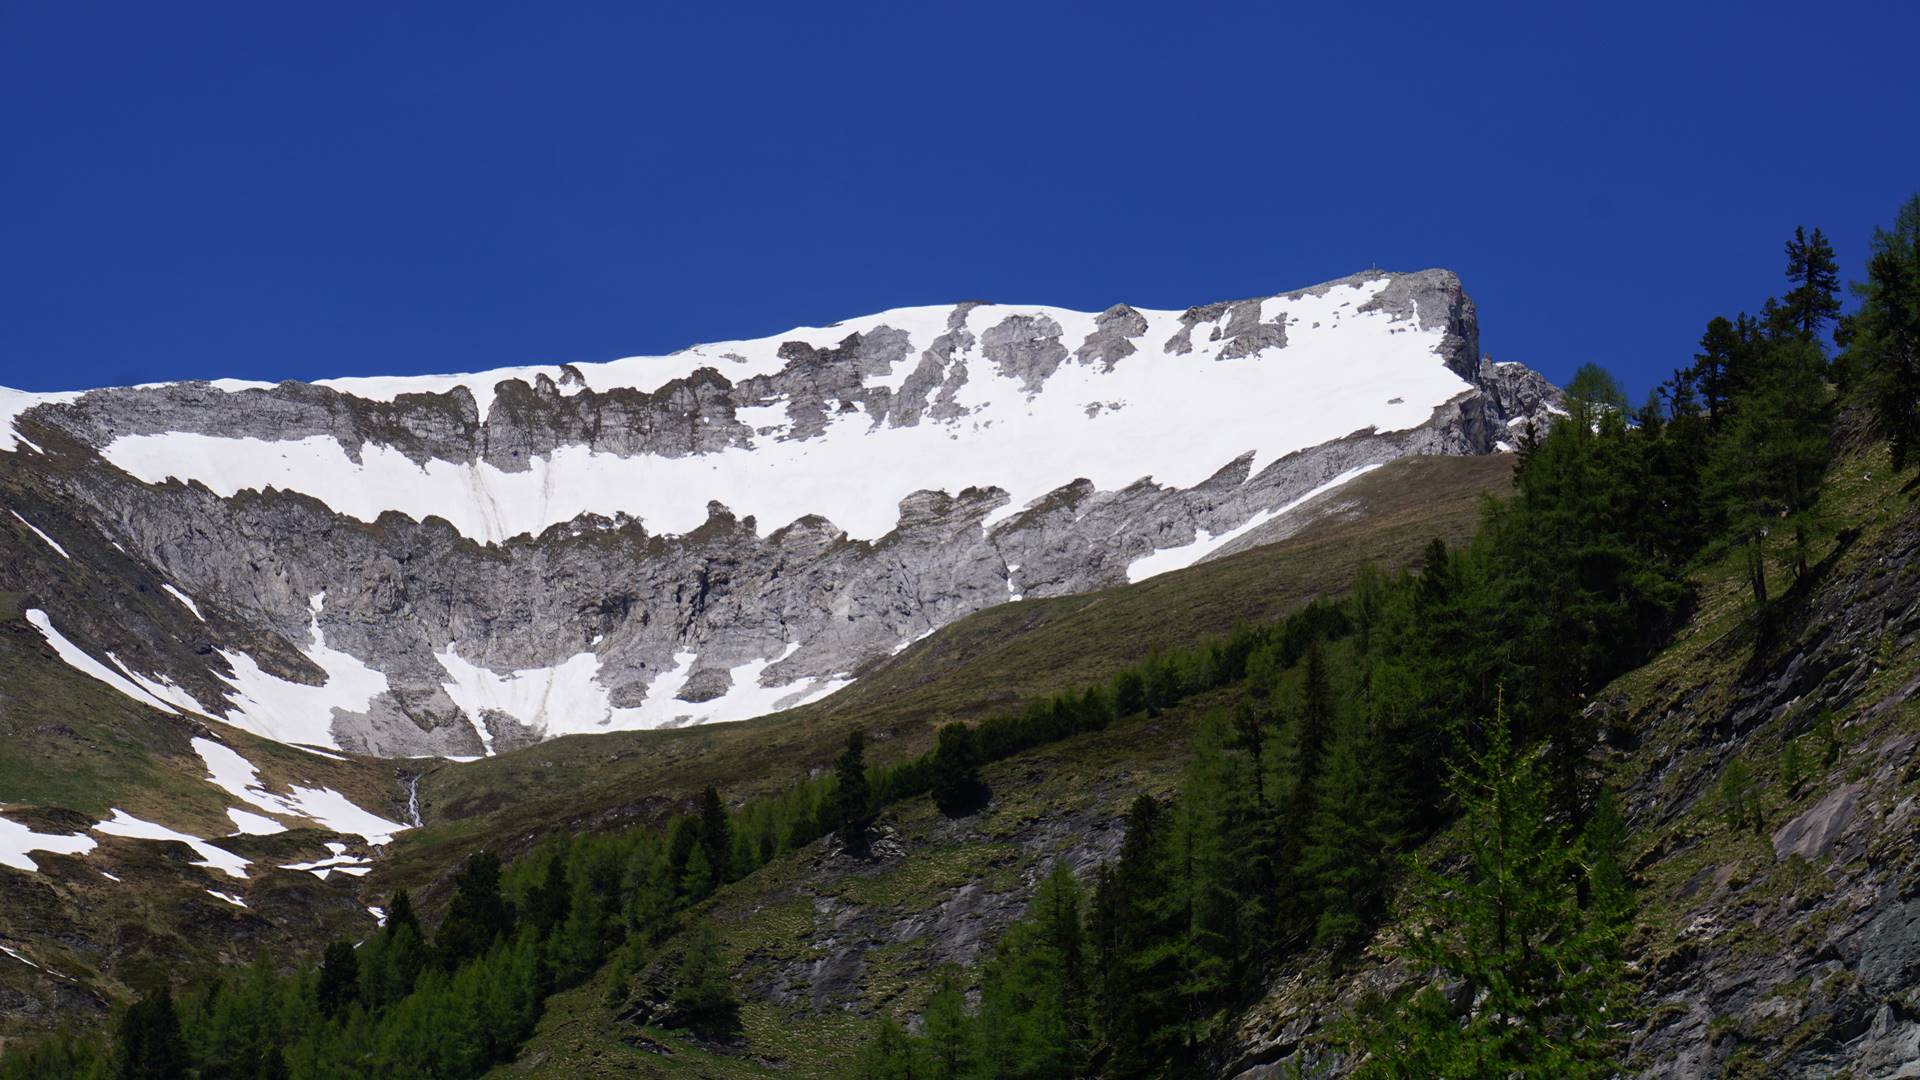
(404, 772, 423, 828)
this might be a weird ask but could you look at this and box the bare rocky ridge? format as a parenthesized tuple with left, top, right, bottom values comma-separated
(2, 269, 1559, 757)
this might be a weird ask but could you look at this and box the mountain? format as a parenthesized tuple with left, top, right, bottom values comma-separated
(0, 267, 1556, 1050)
(0, 448, 1518, 1054)
(6, 242, 1917, 1078)
(0, 268, 1555, 759)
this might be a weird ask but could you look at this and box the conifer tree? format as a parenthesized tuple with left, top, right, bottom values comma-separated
(1852, 195, 1920, 467)
(1164, 722, 1240, 1040)
(116, 987, 187, 1080)
(975, 863, 1092, 1076)
(1279, 639, 1335, 911)
(855, 1015, 915, 1080)
(921, 971, 973, 1080)
(681, 845, 716, 902)
(1697, 313, 1743, 422)
(1566, 362, 1627, 413)
(434, 852, 515, 970)
(666, 815, 699, 883)
(1300, 713, 1400, 949)
(1093, 794, 1181, 1077)
(526, 851, 572, 937)
(386, 888, 421, 939)
(1719, 755, 1758, 833)
(1113, 667, 1147, 718)
(1356, 721, 1628, 1078)
(930, 722, 987, 816)
(361, 895, 426, 1011)
(1781, 225, 1843, 345)
(827, 729, 875, 852)
(315, 941, 360, 1020)
(669, 923, 740, 1037)
(1705, 333, 1830, 599)
(697, 786, 733, 884)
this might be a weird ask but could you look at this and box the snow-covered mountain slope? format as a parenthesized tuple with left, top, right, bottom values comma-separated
(0, 269, 1558, 757)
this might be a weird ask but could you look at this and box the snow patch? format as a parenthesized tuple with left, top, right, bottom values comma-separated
(226, 808, 285, 836)
(0, 386, 80, 453)
(0, 814, 98, 872)
(436, 640, 833, 738)
(93, 809, 250, 879)
(192, 737, 407, 845)
(26, 609, 184, 715)
(108, 654, 205, 715)
(8, 511, 69, 559)
(0, 945, 41, 970)
(162, 584, 205, 620)
(95, 278, 1471, 547)
(1125, 464, 1386, 584)
(279, 851, 371, 880)
(212, 593, 390, 749)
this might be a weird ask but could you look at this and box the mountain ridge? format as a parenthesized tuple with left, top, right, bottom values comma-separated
(1, 269, 1556, 759)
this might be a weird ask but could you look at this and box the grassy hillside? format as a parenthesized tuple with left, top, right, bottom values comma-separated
(0, 475, 422, 1044)
(498, 696, 1213, 1078)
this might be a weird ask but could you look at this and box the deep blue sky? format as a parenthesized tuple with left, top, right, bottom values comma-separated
(3, 3, 1916, 398)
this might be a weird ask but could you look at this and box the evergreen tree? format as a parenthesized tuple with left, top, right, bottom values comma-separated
(696, 786, 733, 884)
(1705, 334, 1831, 599)
(666, 815, 700, 884)
(929, 722, 988, 816)
(914, 970, 970, 1080)
(315, 941, 360, 1021)
(1780, 735, 1810, 797)
(1781, 226, 1843, 345)
(1112, 667, 1147, 719)
(116, 987, 186, 1080)
(1279, 639, 1335, 915)
(1299, 712, 1400, 949)
(360, 906, 426, 1013)
(1355, 721, 1628, 1078)
(385, 888, 421, 940)
(681, 845, 716, 903)
(1093, 794, 1181, 1077)
(1143, 654, 1183, 716)
(434, 851, 515, 970)
(1566, 362, 1627, 413)
(526, 850, 572, 937)
(1719, 755, 1758, 833)
(1852, 195, 1920, 467)
(826, 729, 876, 852)
(1690, 315, 1740, 426)
(1157, 717, 1249, 1050)
(1036, 861, 1089, 1020)
(855, 1015, 915, 1080)
(669, 923, 740, 1037)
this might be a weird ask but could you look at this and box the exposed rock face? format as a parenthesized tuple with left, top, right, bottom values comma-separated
(0, 269, 1558, 757)
(1615, 491, 1920, 1080)
(1771, 782, 1865, 861)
